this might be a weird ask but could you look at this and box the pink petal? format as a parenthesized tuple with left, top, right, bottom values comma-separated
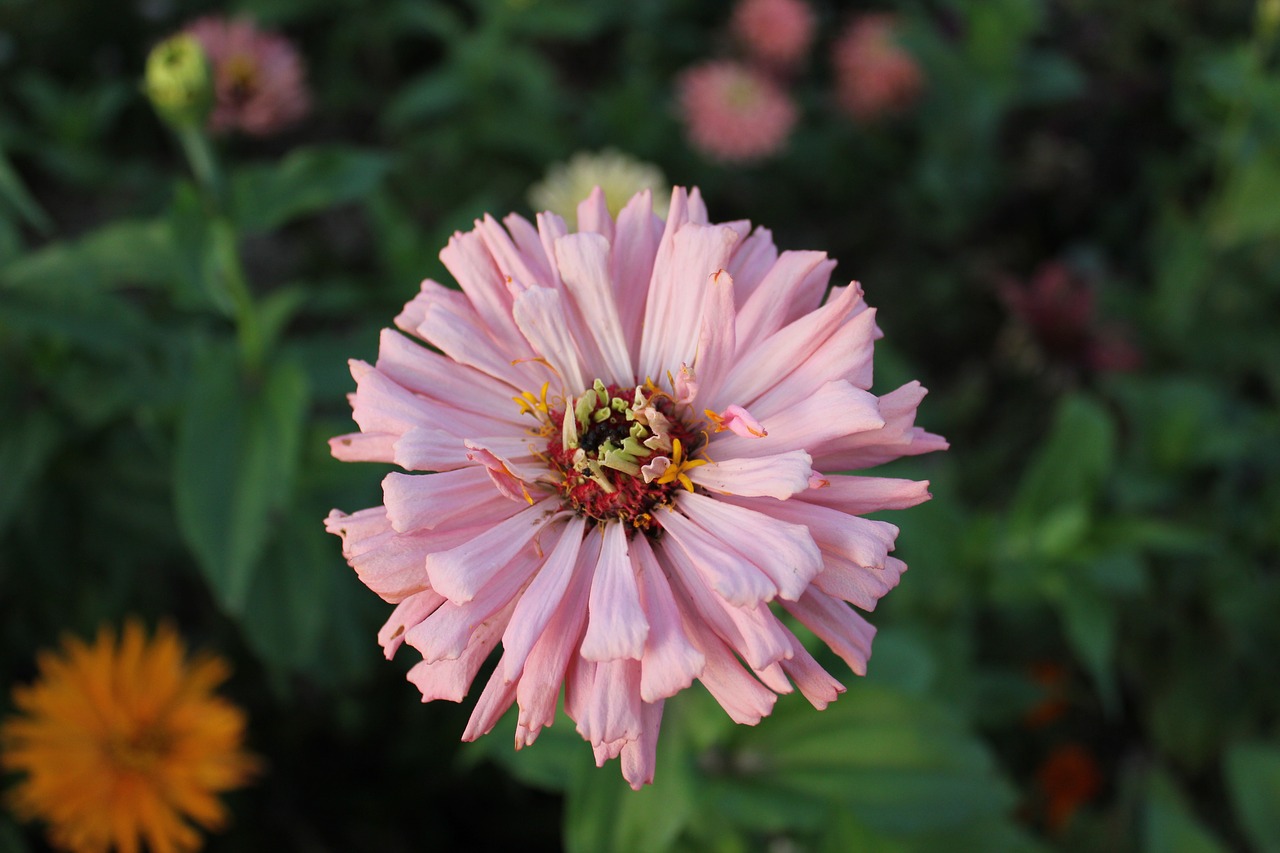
(781, 589, 877, 676)
(576, 186, 615, 241)
(812, 555, 907, 611)
(745, 307, 879, 416)
(503, 212, 556, 285)
(378, 589, 447, 659)
(797, 475, 931, 514)
(620, 700, 664, 790)
(711, 283, 863, 410)
(631, 535, 705, 702)
(375, 327, 522, 423)
(407, 548, 539, 663)
(329, 432, 397, 463)
(688, 450, 815, 499)
(656, 504, 777, 606)
(462, 655, 520, 741)
(405, 594, 517, 701)
(611, 190, 662, 359)
(382, 468, 516, 533)
(639, 222, 739, 380)
(679, 607, 777, 724)
(725, 225, 778, 304)
(717, 404, 767, 438)
(810, 381, 950, 470)
(515, 529, 600, 745)
(556, 232, 634, 386)
(438, 231, 525, 351)
(501, 516, 586, 681)
(732, 494, 899, 569)
(511, 286, 588, 393)
(691, 269, 737, 404)
(581, 521, 649, 661)
(426, 498, 558, 603)
(709, 380, 883, 459)
(780, 633, 846, 710)
(475, 214, 545, 298)
(575, 658, 642, 749)
(674, 492, 822, 601)
(734, 250, 836, 343)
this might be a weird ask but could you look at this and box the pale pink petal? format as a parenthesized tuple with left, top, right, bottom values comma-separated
(425, 498, 559, 603)
(576, 186, 615, 242)
(382, 469, 522, 533)
(408, 549, 540, 663)
(535, 211, 569, 290)
(575, 658, 642, 749)
(679, 606, 777, 724)
(378, 590, 447, 660)
(503, 212, 556, 285)
(438, 230, 524, 348)
(515, 530, 600, 746)
(657, 504, 777, 606)
(745, 307, 879, 415)
(731, 494, 899, 569)
(462, 656, 520, 741)
(329, 432, 397, 463)
(726, 225, 778, 304)
(780, 633, 846, 710)
(475, 213, 545, 296)
(631, 535, 705, 702)
(781, 589, 877, 676)
(501, 516, 586, 681)
(798, 475, 931, 514)
(711, 283, 863, 410)
(620, 700, 664, 790)
(391, 428, 470, 471)
(581, 521, 649, 661)
(674, 492, 822, 601)
(511, 286, 588, 394)
(416, 293, 547, 390)
(709, 380, 883, 458)
(405, 594, 516, 701)
(691, 268, 737, 403)
(555, 232, 634, 385)
(611, 190, 662, 359)
(810, 381, 950, 470)
(812, 555, 907, 611)
(639, 222, 739, 380)
(463, 444, 540, 504)
(375, 327, 522, 423)
(716, 404, 768, 438)
(655, 534, 792, 670)
(734, 251, 836, 343)
(688, 450, 815, 500)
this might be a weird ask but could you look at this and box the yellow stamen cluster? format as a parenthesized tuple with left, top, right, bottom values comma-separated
(652, 437, 707, 492)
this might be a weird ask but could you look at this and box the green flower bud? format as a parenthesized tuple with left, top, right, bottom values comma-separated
(145, 34, 213, 129)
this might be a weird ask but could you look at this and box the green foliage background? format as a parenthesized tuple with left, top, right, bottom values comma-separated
(2, 0, 1278, 850)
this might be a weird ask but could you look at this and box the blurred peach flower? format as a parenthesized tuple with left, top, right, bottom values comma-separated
(677, 60, 798, 163)
(730, 0, 816, 70)
(186, 16, 309, 136)
(832, 14, 924, 121)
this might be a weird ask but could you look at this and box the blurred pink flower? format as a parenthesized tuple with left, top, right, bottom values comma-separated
(730, 0, 816, 69)
(326, 186, 945, 788)
(832, 14, 924, 121)
(677, 61, 798, 163)
(999, 261, 1142, 373)
(185, 16, 309, 136)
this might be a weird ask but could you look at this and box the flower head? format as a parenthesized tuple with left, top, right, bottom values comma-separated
(730, 0, 816, 70)
(528, 150, 668, 228)
(185, 16, 309, 136)
(326, 186, 946, 788)
(832, 14, 924, 121)
(144, 34, 213, 130)
(1, 620, 258, 853)
(676, 61, 798, 163)
(999, 261, 1142, 373)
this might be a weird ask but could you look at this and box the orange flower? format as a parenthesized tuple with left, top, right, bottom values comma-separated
(1, 621, 258, 853)
(1035, 743, 1102, 832)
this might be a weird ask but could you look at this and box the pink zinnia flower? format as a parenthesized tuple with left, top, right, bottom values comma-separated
(677, 61, 798, 163)
(831, 14, 924, 121)
(999, 261, 1142, 373)
(326, 186, 946, 788)
(730, 0, 816, 70)
(185, 16, 309, 136)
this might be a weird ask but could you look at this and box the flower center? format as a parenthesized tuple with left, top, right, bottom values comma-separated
(531, 379, 706, 533)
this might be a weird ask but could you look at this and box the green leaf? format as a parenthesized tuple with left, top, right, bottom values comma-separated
(0, 218, 179, 293)
(174, 346, 309, 613)
(1060, 590, 1118, 712)
(1144, 769, 1230, 853)
(0, 409, 62, 534)
(230, 147, 391, 233)
(0, 149, 52, 233)
(1009, 394, 1115, 537)
(1224, 741, 1280, 852)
